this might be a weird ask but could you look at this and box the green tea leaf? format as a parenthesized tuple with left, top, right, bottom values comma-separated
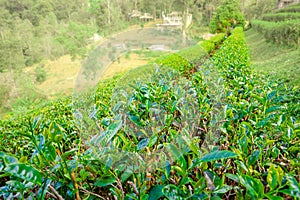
(100, 120, 122, 145)
(247, 150, 261, 166)
(226, 173, 239, 182)
(280, 174, 300, 198)
(163, 185, 185, 200)
(165, 143, 187, 170)
(267, 91, 277, 101)
(267, 164, 284, 191)
(4, 163, 42, 185)
(213, 185, 232, 194)
(149, 185, 164, 200)
(239, 175, 264, 199)
(129, 115, 143, 127)
(199, 150, 238, 162)
(0, 152, 18, 164)
(94, 176, 117, 187)
(264, 194, 284, 200)
(137, 138, 149, 151)
(266, 106, 282, 114)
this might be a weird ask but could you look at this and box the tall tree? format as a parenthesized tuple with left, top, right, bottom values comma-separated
(209, 0, 245, 36)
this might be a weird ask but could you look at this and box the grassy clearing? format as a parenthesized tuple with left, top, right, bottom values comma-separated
(101, 51, 165, 79)
(24, 51, 165, 99)
(24, 55, 81, 99)
(245, 28, 300, 86)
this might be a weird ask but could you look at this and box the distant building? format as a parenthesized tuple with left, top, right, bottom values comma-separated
(128, 10, 142, 19)
(139, 13, 154, 22)
(157, 11, 192, 30)
(162, 12, 183, 26)
(128, 10, 153, 21)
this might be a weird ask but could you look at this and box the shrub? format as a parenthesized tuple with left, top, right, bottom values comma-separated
(276, 4, 300, 13)
(201, 33, 226, 52)
(209, 0, 245, 36)
(251, 19, 300, 46)
(34, 65, 47, 83)
(157, 33, 225, 76)
(262, 12, 300, 22)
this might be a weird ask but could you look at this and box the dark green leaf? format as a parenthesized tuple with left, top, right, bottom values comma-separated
(94, 176, 117, 187)
(280, 174, 300, 198)
(165, 143, 187, 170)
(226, 173, 239, 182)
(128, 115, 143, 127)
(264, 193, 284, 200)
(199, 150, 238, 162)
(258, 114, 275, 127)
(1, 153, 18, 164)
(266, 106, 282, 114)
(267, 91, 277, 101)
(149, 185, 164, 200)
(239, 175, 264, 199)
(4, 163, 42, 185)
(100, 120, 122, 145)
(138, 138, 149, 151)
(163, 185, 185, 200)
(213, 185, 232, 194)
(247, 150, 261, 166)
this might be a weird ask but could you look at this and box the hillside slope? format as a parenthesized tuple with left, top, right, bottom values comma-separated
(245, 29, 300, 86)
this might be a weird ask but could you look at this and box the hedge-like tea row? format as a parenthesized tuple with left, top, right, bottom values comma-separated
(262, 12, 300, 22)
(276, 3, 300, 13)
(157, 33, 225, 75)
(251, 19, 300, 46)
(210, 27, 300, 199)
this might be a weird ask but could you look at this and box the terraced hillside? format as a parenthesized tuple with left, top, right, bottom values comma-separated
(247, 3, 300, 86)
(251, 3, 300, 47)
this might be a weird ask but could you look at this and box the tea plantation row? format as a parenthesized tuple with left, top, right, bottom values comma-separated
(0, 27, 299, 199)
(251, 3, 300, 47)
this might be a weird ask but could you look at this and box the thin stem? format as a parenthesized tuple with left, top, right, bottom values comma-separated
(79, 186, 106, 200)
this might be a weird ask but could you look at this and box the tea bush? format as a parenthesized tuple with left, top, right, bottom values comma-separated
(251, 19, 300, 46)
(262, 12, 300, 22)
(157, 33, 225, 76)
(211, 27, 300, 199)
(276, 3, 300, 13)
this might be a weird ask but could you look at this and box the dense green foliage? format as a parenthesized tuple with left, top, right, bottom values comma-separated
(251, 19, 300, 46)
(209, 0, 245, 36)
(243, 0, 278, 20)
(262, 12, 300, 22)
(275, 3, 300, 13)
(0, 0, 96, 72)
(245, 28, 300, 86)
(1, 26, 299, 199)
(157, 33, 225, 77)
(251, 3, 300, 47)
